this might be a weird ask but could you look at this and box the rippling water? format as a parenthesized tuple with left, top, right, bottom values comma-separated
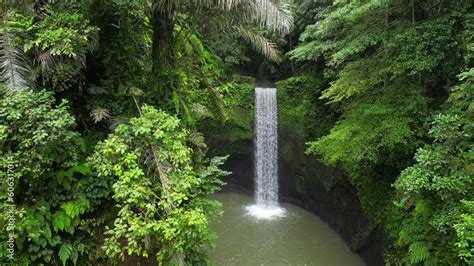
(209, 192, 366, 266)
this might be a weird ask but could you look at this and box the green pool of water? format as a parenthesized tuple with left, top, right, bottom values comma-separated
(209, 192, 366, 266)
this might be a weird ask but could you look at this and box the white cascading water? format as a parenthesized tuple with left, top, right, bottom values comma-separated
(245, 87, 285, 220)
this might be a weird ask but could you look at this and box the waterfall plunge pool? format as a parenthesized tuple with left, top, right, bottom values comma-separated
(208, 88, 365, 265)
(209, 192, 366, 266)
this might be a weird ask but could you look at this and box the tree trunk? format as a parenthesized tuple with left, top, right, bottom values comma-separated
(151, 5, 175, 87)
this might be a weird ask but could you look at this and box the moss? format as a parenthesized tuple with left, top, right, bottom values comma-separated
(276, 76, 337, 142)
(202, 75, 336, 158)
(199, 77, 255, 156)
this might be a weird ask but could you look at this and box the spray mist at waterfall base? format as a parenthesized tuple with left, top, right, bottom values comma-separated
(244, 204, 286, 220)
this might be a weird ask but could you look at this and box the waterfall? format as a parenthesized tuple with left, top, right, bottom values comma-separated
(245, 87, 285, 220)
(255, 87, 278, 205)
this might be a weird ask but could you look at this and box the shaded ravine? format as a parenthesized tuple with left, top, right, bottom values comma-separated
(216, 132, 384, 265)
(209, 86, 366, 265)
(203, 83, 384, 265)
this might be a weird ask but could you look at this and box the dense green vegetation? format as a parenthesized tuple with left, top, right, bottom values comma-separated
(288, 0, 473, 264)
(0, 0, 290, 264)
(0, 0, 472, 265)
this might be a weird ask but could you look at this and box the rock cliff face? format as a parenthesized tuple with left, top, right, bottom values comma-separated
(278, 128, 384, 266)
(209, 128, 384, 266)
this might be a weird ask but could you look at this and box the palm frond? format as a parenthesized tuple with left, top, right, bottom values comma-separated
(0, 30, 34, 93)
(34, 48, 56, 78)
(240, 0, 293, 34)
(228, 25, 283, 63)
(90, 107, 111, 123)
(109, 117, 130, 130)
(207, 0, 293, 34)
(154, 0, 293, 34)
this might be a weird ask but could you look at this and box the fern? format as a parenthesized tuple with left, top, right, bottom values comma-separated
(52, 211, 72, 232)
(59, 243, 73, 266)
(59, 242, 85, 265)
(77, 242, 86, 255)
(414, 200, 430, 217)
(188, 131, 207, 149)
(61, 198, 90, 219)
(207, 87, 226, 124)
(397, 229, 409, 246)
(409, 242, 430, 264)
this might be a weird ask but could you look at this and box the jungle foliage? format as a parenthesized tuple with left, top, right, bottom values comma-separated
(0, 0, 473, 265)
(289, 0, 473, 264)
(0, 0, 290, 264)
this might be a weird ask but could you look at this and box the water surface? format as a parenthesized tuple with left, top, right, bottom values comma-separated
(210, 192, 366, 266)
